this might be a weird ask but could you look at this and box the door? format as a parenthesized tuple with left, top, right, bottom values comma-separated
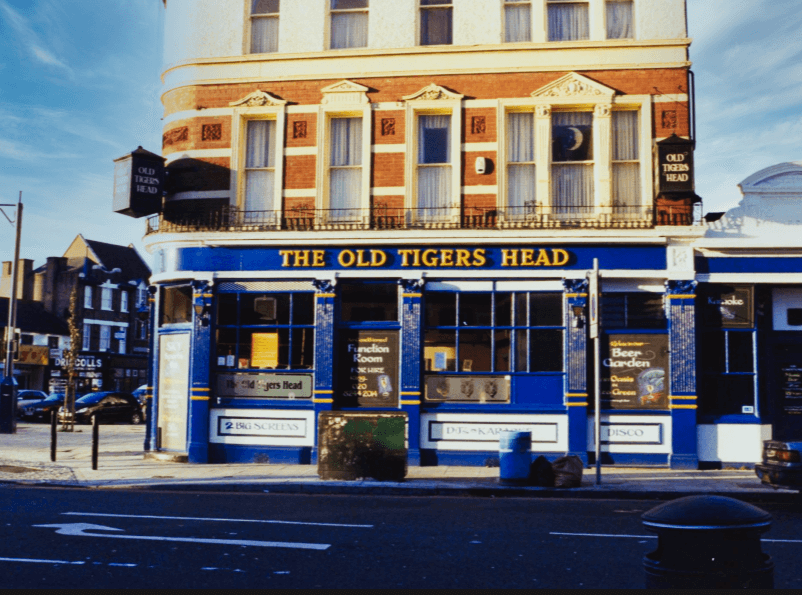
(766, 337, 802, 441)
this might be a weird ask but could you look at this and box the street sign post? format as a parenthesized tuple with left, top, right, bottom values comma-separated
(587, 259, 601, 485)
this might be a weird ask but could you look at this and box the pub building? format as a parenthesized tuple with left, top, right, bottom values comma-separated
(124, 0, 796, 468)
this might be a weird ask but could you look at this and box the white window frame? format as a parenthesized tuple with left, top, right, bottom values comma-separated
(419, 0, 453, 46)
(121, 291, 129, 313)
(315, 81, 371, 229)
(497, 73, 652, 226)
(230, 92, 288, 228)
(403, 85, 463, 226)
(99, 325, 111, 352)
(101, 286, 113, 311)
(248, 0, 280, 54)
(329, 0, 369, 50)
(84, 286, 93, 309)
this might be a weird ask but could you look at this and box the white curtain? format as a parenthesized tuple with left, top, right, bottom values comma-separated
(330, 118, 362, 221)
(552, 112, 593, 215)
(251, 18, 278, 53)
(245, 120, 276, 221)
(548, 1, 589, 41)
(612, 111, 640, 214)
(606, 0, 633, 39)
(420, 3, 452, 45)
(331, 10, 368, 49)
(507, 112, 535, 218)
(505, 1, 531, 43)
(418, 115, 451, 221)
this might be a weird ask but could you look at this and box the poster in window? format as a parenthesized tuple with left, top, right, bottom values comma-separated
(157, 333, 190, 451)
(601, 334, 669, 410)
(701, 285, 754, 328)
(338, 330, 399, 407)
(781, 364, 802, 415)
(251, 332, 279, 368)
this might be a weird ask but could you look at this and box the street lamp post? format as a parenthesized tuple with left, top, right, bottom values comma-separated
(1, 192, 23, 434)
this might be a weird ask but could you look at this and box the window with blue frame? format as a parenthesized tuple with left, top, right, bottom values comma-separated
(698, 330, 756, 417)
(600, 293, 666, 329)
(214, 292, 315, 370)
(423, 291, 563, 374)
(339, 282, 399, 323)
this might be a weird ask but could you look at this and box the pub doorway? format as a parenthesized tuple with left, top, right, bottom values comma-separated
(765, 335, 802, 441)
(334, 281, 401, 409)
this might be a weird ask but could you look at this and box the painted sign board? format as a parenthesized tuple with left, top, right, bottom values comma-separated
(157, 333, 190, 451)
(781, 364, 802, 415)
(338, 330, 398, 407)
(429, 421, 558, 444)
(601, 423, 663, 445)
(113, 147, 165, 218)
(216, 373, 313, 399)
(657, 134, 695, 193)
(601, 334, 669, 409)
(700, 285, 754, 328)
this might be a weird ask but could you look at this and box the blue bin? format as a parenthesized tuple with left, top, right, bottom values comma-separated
(499, 431, 531, 485)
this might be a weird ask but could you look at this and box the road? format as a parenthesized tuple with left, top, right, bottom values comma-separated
(1, 486, 801, 588)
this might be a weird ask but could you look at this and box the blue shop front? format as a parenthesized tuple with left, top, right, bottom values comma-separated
(146, 240, 702, 468)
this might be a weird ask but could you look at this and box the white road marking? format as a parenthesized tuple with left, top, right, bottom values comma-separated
(0, 557, 85, 565)
(108, 563, 138, 567)
(551, 532, 802, 544)
(34, 523, 330, 550)
(63, 511, 372, 528)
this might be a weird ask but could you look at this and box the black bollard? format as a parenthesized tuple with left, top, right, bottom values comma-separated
(50, 410, 57, 462)
(91, 415, 99, 470)
(642, 495, 774, 588)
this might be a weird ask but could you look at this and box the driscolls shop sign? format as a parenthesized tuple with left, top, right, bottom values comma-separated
(170, 245, 667, 273)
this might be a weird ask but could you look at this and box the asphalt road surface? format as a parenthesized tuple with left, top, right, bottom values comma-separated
(1, 486, 801, 589)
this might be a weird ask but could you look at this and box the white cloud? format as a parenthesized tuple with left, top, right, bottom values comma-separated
(0, 0, 74, 78)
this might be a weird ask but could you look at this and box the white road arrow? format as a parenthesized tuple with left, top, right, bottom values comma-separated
(33, 523, 330, 550)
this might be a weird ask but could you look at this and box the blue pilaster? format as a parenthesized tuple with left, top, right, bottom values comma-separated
(312, 279, 336, 463)
(143, 285, 157, 451)
(401, 279, 423, 465)
(666, 279, 698, 469)
(563, 279, 589, 465)
(186, 280, 213, 463)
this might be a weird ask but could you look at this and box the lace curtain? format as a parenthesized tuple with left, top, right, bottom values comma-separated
(507, 112, 535, 218)
(244, 120, 276, 219)
(548, 1, 589, 41)
(330, 118, 363, 221)
(606, 0, 633, 39)
(552, 112, 593, 215)
(505, 1, 531, 43)
(418, 115, 451, 220)
(331, 0, 369, 49)
(251, 0, 279, 53)
(612, 111, 640, 214)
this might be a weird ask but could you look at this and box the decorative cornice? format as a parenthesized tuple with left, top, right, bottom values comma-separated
(402, 83, 463, 102)
(321, 79, 371, 105)
(229, 90, 287, 108)
(532, 72, 616, 100)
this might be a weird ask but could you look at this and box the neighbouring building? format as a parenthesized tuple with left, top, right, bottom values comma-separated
(2, 235, 152, 395)
(136, 0, 717, 466)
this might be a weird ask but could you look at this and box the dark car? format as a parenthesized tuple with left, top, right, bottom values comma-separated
(16, 390, 48, 417)
(58, 391, 143, 425)
(755, 440, 802, 489)
(22, 394, 66, 422)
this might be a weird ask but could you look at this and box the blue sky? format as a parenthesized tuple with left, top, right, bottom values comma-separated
(1, 0, 801, 268)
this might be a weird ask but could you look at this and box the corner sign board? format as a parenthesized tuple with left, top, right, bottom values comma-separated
(113, 147, 165, 218)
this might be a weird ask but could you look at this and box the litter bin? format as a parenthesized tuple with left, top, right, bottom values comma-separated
(499, 431, 531, 485)
(642, 495, 774, 588)
(0, 376, 17, 434)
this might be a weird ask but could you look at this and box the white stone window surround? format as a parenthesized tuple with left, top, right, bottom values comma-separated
(496, 72, 652, 219)
(230, 91, 288, 223)
(403, 84, 464, 223)
(315, 81, 373, 220)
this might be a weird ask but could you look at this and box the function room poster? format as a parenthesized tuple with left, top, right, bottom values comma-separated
(251, 332, 279, 369)
(338, 330, 399, 407)
(157, 333, 191, 451)
(601, 334, 669, 410)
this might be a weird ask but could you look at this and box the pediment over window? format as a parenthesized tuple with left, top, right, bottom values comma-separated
(229, 90, 287, 108)
(531, 73, 616, 100)
(402, 83, 463, 102)
(321, 80, 371, 105)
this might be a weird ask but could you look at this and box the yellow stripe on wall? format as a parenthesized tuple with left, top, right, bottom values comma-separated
(670, 404, 697, 410)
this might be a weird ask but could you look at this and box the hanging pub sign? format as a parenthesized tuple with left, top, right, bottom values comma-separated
(338, 330, 399, 407)
(700, 285, 754, 328)
(601, 334, 669, 410)
(113, 146, 165, 218)
(657, 134, 695, 194)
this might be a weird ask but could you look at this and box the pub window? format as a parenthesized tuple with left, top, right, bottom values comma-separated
(612, 110, 641, 218)
(339, 282, 398, 323)
(417, 113, 452, 223)
(424, 291, 563, 374)
(243, 119, 277, 223)
(327, 117, 363, 223)
(420, 0, 452, 46)
(215, 292, 315, 370)
(506, 111, 535, 220)
(698, 330, 757, 418)
(552, 111, 593, 216)
(330, 0, 369, 49)
(160, 285, 193, 325)
(606, 0, 633, 39)
(547, 0, 589, 41)
(250, 0, 279, 54)
(601, 293, 667, 329)
(504, 0, 531, 42)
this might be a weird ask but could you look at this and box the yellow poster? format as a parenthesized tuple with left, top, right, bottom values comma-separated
(251, 332, 279, 368)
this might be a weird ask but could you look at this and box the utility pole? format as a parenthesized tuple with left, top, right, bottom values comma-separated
(1, 192, 23, 434)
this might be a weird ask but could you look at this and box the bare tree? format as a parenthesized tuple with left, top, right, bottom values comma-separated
(60, 286, 82, 432)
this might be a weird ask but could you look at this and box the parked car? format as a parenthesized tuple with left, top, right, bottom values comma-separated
(21, 394, 66, 422)
(755, 440, 802, 489)
(132, 384, 148, 406)
(16, 390, 48, 417)
(58, 391, 143, 425)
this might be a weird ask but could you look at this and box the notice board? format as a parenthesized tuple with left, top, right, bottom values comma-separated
(157, 333, 190, 450)
(338, 330, 399, 407)
(601, 334, 669, 410)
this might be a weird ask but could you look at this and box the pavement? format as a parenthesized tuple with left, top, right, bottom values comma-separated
(1, 422, 799, 501)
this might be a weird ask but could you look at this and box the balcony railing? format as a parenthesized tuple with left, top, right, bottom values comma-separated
(146, 204, 700, 236)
